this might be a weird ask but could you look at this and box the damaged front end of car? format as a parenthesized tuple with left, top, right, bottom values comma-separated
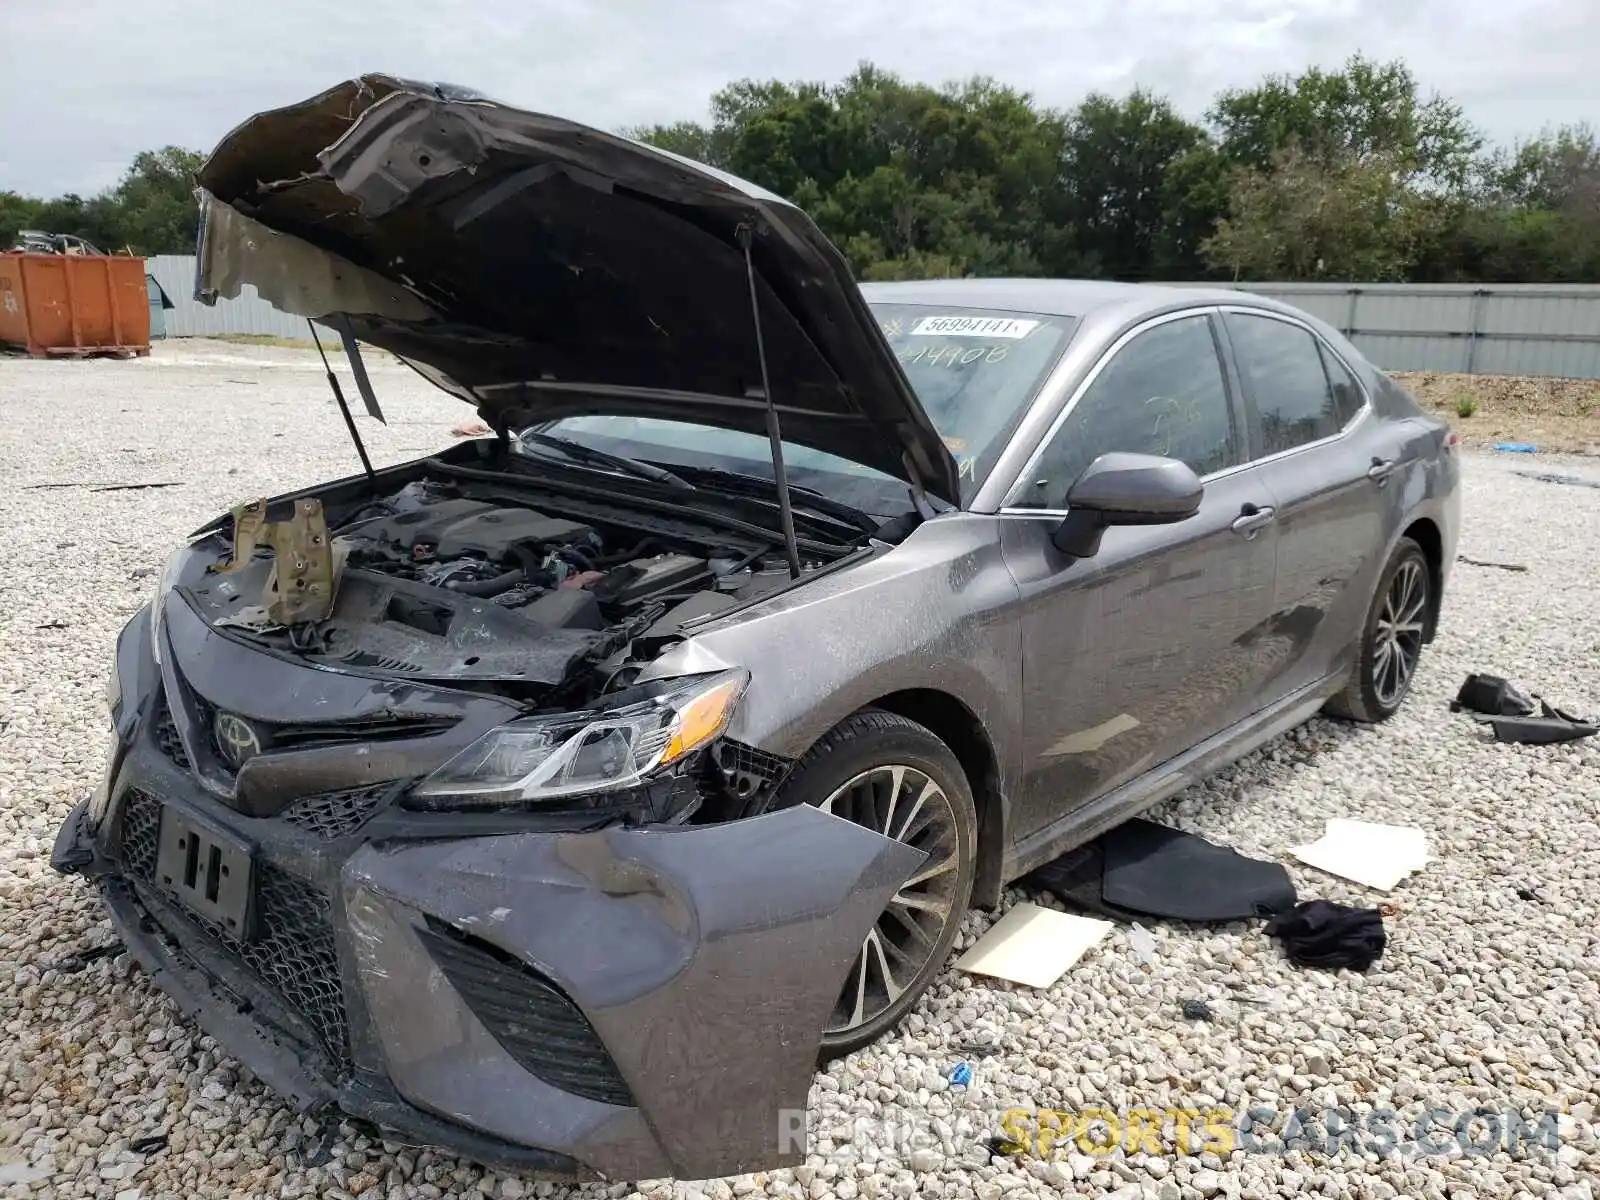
(52, 72, 959, 1181)
(51, 456, 930, 1178)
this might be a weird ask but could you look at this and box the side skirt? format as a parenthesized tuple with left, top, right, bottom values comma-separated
(1001, 672, 1344, 886)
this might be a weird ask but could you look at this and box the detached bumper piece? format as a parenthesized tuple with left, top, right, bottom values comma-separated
(56, 754, 925, 1179)
(1451, 671, 1598, 745)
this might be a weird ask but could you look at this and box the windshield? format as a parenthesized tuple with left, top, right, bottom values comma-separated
(523, 303, 1077, 514)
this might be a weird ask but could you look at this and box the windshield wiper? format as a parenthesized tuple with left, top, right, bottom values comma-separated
(518, 432, 695, 490)
(663, 463, 880, 534)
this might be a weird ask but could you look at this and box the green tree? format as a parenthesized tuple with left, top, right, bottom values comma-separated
(1421, 124, 1600, 282)
(633, 64, 1062, 279)
(1047, 90, 1228, 280)
(2, 146, 204, 255)
(622, 119, 726, 167)
(1203, 55, 1485, 281)
(1203, 146, 1436, 280)
(107, 147, 207, 254)
(1208, 54, 1481, 188)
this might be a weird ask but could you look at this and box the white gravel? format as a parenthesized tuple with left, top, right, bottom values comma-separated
(2, 341, 1598, 1200)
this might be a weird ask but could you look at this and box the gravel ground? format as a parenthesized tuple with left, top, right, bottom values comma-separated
(2, 342, 1597, 1200)
(1392, 371, 1600, 456)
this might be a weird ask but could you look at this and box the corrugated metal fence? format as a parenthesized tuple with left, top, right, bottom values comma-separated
(1169, 282, 1600, 380)
(145, 255, 338, 344)
(141, 255, 1600, 379)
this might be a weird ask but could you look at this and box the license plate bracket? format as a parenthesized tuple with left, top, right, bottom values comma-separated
(154, 806, 255, 939)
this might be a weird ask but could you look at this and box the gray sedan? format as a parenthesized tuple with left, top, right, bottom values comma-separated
(53, 75, 1460, 1182)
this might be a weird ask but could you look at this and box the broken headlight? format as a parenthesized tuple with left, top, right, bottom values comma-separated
(408, 669, 749, 810)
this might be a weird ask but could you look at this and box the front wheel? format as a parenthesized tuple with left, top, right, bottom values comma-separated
(1325, 536, 1432, 723)
(764, 710, 977, 1060)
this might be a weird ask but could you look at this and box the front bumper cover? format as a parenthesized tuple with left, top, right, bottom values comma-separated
(56, 758, 922, 1180)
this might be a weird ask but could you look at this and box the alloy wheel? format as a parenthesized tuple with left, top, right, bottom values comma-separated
(1372, 558, 1427, 707)
(818, 764, 962, 1035)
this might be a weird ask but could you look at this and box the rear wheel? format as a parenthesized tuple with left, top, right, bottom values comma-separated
(1325, 537, 1432, 723)
(763, 710, 977, 1060)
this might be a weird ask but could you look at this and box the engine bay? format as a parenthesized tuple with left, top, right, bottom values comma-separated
(184, 477, 828, 705)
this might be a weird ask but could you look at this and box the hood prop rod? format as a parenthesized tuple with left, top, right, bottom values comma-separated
(738, 222, 802, 580)
(310, 319, 377, 488)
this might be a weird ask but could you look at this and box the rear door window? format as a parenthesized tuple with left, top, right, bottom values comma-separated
(1225, 313, 1345, 456)
(1318, 342, 1368, 426)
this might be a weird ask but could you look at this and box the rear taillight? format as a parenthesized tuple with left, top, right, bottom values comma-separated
(1444, 431, 1461, 452)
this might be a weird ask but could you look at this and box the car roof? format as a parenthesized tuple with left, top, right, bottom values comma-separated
(858, 277, 1280, 321)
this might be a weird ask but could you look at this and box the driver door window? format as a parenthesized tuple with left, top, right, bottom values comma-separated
(1013, 314, 1240, 509)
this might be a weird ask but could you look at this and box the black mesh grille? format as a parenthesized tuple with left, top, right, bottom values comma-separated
(118, 787, 162, 877)
(116, 789, 349, 1070)
(417, 919, 633, 1107)
(281, 784, 391, 840)
(153, 709, 191, 772)
(240, 867, 348, 1066)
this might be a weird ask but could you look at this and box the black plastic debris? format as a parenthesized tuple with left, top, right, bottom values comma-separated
(1457, 555, 1529, 573)
(983, 1134, 1022, 1158)
(1029, 818, 1298, 924)
(1452, 673, 1596, 744)
(1482, 708, 1598, 745)
(53, 940, 124, 974)
(129, 1133, 169, 1155)
(952, 1040, 1001, 1058)
(1102, 820, 1299, 921)
(1180, 998, 1214, 1021)
(1265, 900, 1387, 971)
(286, 1122, 338, 1168)
(23, 481, 183, 492)
(1452, 673, 1536, 717)
(1515, 886, 1549, 904)
(1513, 469, 1600, 491)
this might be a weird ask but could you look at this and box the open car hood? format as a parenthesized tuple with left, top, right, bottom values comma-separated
(194, 75, 960, 504)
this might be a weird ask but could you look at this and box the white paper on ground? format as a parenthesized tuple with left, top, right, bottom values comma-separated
(1291, 819, 1431, 891)
(953, 902, 1113, 989)
(1323, 819, 1430, 870)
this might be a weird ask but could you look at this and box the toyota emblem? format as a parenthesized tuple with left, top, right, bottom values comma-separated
(213, 711, 262, 767)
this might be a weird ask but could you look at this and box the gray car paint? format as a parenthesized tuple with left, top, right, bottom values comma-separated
(54, 185, 1461, 1186)
(343, 805, 924, 1179)
(643, 278, 1458, 903)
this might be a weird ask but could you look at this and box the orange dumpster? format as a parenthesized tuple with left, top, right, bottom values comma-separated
(0, 252, 152, 357)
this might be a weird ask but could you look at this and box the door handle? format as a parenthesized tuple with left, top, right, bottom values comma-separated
(1367, 456, 1396, 484)
(1231, 504, 1276, 538)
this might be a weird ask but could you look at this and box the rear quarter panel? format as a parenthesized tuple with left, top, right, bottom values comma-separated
(1357, 365, 1462, 627)
(1283, 312, 1462, 613)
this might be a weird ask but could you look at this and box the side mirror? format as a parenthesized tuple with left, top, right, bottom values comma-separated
(1051, 452, 1203, 558)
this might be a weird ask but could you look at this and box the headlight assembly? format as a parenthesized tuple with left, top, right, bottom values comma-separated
(408, 668, 749, 810)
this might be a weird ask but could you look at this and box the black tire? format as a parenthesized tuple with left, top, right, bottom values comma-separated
(764, 709, 978, 1060)
(1325, 536, 1432, 723)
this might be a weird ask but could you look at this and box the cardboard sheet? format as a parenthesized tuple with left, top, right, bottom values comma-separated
(1291, 819, 1431, 891)
(953, 902, 1112, 988)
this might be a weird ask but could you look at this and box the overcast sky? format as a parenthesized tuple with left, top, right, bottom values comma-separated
(3, 0, 1596, 198)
